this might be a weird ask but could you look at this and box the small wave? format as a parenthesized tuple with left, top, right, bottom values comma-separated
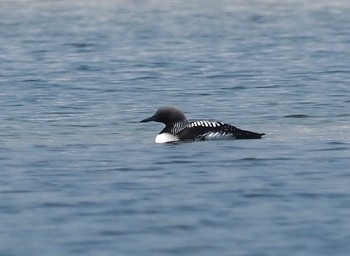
(283, 114, 310, 118)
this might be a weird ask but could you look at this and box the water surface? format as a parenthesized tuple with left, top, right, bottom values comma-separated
(1, 1, 350, 255)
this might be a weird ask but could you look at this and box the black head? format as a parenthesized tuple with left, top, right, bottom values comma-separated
(140, 106, 187, 125)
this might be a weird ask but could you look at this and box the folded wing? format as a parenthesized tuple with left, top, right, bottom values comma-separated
(177, 121, 264, 141)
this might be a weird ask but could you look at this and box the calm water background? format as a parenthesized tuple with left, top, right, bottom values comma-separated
(1, 0, 350, 255)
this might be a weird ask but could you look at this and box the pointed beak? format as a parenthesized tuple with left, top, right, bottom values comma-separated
(140, 116, 155, 123)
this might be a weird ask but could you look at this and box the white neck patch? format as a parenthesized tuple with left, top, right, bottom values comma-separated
(155, 133, 179, 143)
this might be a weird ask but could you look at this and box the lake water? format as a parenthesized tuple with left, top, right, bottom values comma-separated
(1, 0, 350, 255)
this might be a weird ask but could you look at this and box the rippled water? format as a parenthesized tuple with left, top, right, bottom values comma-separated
(1, 0, 350, 255)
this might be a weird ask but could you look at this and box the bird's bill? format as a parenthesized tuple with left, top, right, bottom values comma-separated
(140, 116, 155, 123)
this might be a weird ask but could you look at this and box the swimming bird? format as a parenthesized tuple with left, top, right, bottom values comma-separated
(140, 106, 265, 143)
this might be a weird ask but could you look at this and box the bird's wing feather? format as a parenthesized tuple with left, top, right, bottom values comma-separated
(177, 121, 264, 140)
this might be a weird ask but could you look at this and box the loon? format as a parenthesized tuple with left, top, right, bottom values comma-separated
(140, 106, 265, 143)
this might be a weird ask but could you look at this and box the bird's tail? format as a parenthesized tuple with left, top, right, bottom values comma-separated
(235, 129, 265, 139)
(224, 124, 265, 139)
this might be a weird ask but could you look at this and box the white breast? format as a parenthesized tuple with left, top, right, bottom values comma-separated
(155, 133, 179, 143)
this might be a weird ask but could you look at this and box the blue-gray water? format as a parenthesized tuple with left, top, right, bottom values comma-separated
(1, 0, 350, 255)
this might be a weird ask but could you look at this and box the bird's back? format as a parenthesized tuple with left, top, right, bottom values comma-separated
(177, 120, 265, 141)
